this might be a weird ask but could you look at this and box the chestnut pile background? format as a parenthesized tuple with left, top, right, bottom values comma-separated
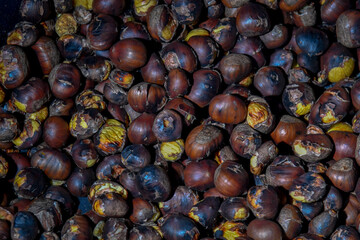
(0, 0, 360, 239)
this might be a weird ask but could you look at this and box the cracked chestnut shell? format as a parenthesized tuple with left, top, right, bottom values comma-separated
(218, 53, 252, 85)
(160, 41, 197, 73)
(210, 17, 237, 51)
(69, 109, 104, 139)
(160, 214, 200, 240)
(92, 192, 128, 217)
(246, 96, 275, 134)
(121, 144, 151, 172)
(147, 5, 179, 42)
(236, 3, 271, 37)
(289, 172, 327, 203)
(247, 185, 279, 219)
(219, 197, 249, 222)
(153, 109, 183, 142)
(61, 215, 93, 240)
(326, 158, 358, 192)
(13, 167, 48, 199)
(11, 211, 39, 240)
(214, 161, 249, 197)
(0, 45, 29, 89)
(230, 123, 262, 159)
(110, 38, 147, 71)
(136, 165, 171, 202)
(0, 113, 19, 142)
(188, 197, 221, 229)
(11, 77, 51, 113)
(184, 159, 218, 191)
(277, 204, 303, 239)
(171, 0, 203, 25)
(71, 138, 99, 169)
(27, 198, 62, 232)
(31, 148, 72, 180)
(87, 14, 118, 51)
(282, 83, 315, 117)
(185, 124, 223, 161)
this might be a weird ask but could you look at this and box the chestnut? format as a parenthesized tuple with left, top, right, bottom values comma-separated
(236, 3, 271, 37)
(141, 53, 167, 85)
(55, 13, 77, 37)
(136, 165, 171, 202)
(127, 82, 167, 113)
(130, 198, 159, 224)
(213, 221, 247, 239)
(308, 86, 350, 129)
(171, 0, 203, 25)
(260, 24, 289, 49)
(7, 21, 38, 47)
(289, 172, 327, 203)
(185, 124, 223, 161)
(120, 21, 152, 40)
(12, 119, 42, 149)
(44, 186, 76, 218)
(231, 35, 266, 68)
(13, 167, 48, 199)
(128, 112, 157, 145)
(71, 139, 99, 169)
(327, 125, 357, 160)
(323, 186, 343, 211)
(96, 154, 123, 180)
(247, 185, 279, 219)
(184, 159, 218, 191)
(254, 66, 286, 97)
(246, 96, 275, 134)
(187, 36, 219, 68)
(77, 56, 111, 82)
(0, 45, 28, 89)
(219, 197, 249, 222)
(336, 10, 360, 48)
(11, 211, 39, 240)
(188, 197, 221, 229)
(160, 214, 200, 240)
(49, 98, 75, 117)
(31, 148, 72, 180)
(61, 215, 93, 240)
(93, 0, 125, 16)
(269, 49, 294, 74)
(48, 63, 81, 99)
(352, 80, 360, 110)
(147, 5, 178, 42)
(277, 204, 303, 239)
(119, 169, 142, 198)
(326, 158, 358, 192)
(292, 201, 323, 221)
(93, 119, 127, 156)
(110, 38, 147, 71)
(295, 27, 329, 56)
(0, 114, 19, 142)
(31, 36, 61, 75)
(121, 144, 151, 172)
(89, 179, 128, 203)
(308, 210, 338, 238)
(218, 53, 252, 85)
(293, 3, 317, 27)
(250, 141, 278, 175)
(266, 155, 305, 190)
(159, 186, 199, 215)
(331, 225, 360, 239)
(69, 109, 104, 139)
(43, 116, 70, 148)
(230, 123, 262, 159)
(75, 89, 106, 111)
(27, 198, 62, 232)
(214, 161, 249, 197)
(288, 67, 312, 84)
(282, 83, 315, 117)
(164, 97, 197, 126)
(152, 109, 182, 142)
(247, 219, 283, 240)
(294, 233, 324, 240)
(210, 17, 237, 51)
(93, 192, 128, 217)
(165, 68, 190, 98)
(87, 14, 118, 50)
(321, 1, 351, 25)
(209, 94, 247, 124)
(185, 69, 221, 108)
(102, 218, 129, 240)
(20, 0, 52, 23)
(66, 167, 96, 197)
(160, 41, 197, 73)
(297, 52, 320, 75)
(103, 81, 128, 105)
(270, 115, 307, 145)
(129, 225, 161, 240)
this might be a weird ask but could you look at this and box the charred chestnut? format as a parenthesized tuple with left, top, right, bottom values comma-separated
(289, 172, 327, 203)
(160, 214, 200, 240)
(14, 167, 48, 199)
(69, 109, 104, 139)
(71, 139, 99, 168)
(147, 5, 178, 42)
(11, 211, 39, 240)
(121, 144, 151, 172)
(247, 185, 279, 219)
(236, 3, 271, 37)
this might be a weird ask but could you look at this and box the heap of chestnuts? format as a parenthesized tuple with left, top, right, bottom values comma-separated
(0, 0, 360, 239)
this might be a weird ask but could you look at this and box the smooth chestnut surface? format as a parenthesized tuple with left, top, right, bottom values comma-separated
(48, 63, 81, 99)
(43, 116, 70, 148)
(236, 3, 271, 37)
(209, 94, 247, 124)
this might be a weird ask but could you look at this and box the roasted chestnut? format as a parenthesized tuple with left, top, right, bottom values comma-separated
(165, 68, 190, 98)
(289, 172, 327, 203)
(282, 83, 315, 117)
(121, 144, 151, 172)
(147, 5, 179, 42)
(160, 214, 200, 240)
(247, 219, 283, 240)
(336, 10, 360, 48)
(184, 159, 218, 191)
(326, 158, 358, 192)
(160, 41, 197, 73)
(11, 211, 39, 240)
(43, 116, 70, 148)
(218, 53, 252, 85)
(236, 3, 271, 37)
(71, 138, 99, 168)
(87, 14, 118, 50)
(48, 63, 81, 99)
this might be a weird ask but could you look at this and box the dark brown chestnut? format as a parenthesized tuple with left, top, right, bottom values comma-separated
(218, 53, 252, 85)
(130, 197, 160, 224)
(326, 158, 358, 192)
(327, 125, 357, 160)
(254, 66, 286, 97)
(92, 192, 128, 217)
(236, 3, 271, 37)
(247, 219, 283, 240)
(187, 36, 219, 68)
(165, 68, 190, 98)
(44, 185, 76, 218)
(49, 98, 75, 117)
(66, 167, 96, 197)
(219, 197, 249, 222)
(188, 197, 221, 229)
(11, 211, 39, 240)
(292, 3, 317, 27)
(93, 0, 125, 16)
(250, 141, 278, 175)
(110, 38, 147, 71)
(120, 21, 151, 40)
(277, 204, 303, 239)
(118, 169, 142, 198)
(128, 112, 157, 145)
(13, 167, 48, 199)
(121, 144, 151, 172)
(61, 215, 93, 240)
(164, 97, 197, 126)
(160, 40, 197, 73)
(69, 109, 104, 139)
(127, 82, 167, 113)
(270, 115, 307, 145)
(230, 123, 262, 159)
(71, 138, 99, 169)
(7, 21, 38, 47)
(136, 165, 171, 202)
(77, 56, 112, 82)
(247, 185, 279, 219)
(87, 14, 118, 50)
(184, 159, 218, 191)
(210, 17, 237, 51)
(209, 94, 247, 124)
(11, 77, 51, 113)
(31, 148, 72, 180)
(269, 49, 294, 74)
(323, 186, 343, 211)
(171, 0, 203, 25)
(129, 225, 161, 240)
(141, 53, 167, 86)
(308, 210, 338, 238)
(159, 186, 199, 215)
(282, 83, 315, 117)
(260, 24, 289, 49)
(48, 63, 81, 99)
(331, 225, 360, 240)
(336, 10, 360, 48)
(214, 161, 249, 197)
(152, 109, 183, 142)
(96, 154, 123, 180)
(266, 155, 305, 190)
(20, 0, 52, 23)
(101, 218, 129, 240)
(160, 214, 200, 240)
(295, 27, 329, 56)
(43, 116, 70, 148)
(289, 172, 327, 203)
(279, 0, 308, 12)
(231, 35, 266, 68)
(288, 67, 312, 84)
(31, 36, 61, 75)
(321, 0, 351, 24)
(185, 124, 223, 161)
(12, 119, 42, 149)
(0, 114, 19, 142)
(27, 198, 62, 232)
